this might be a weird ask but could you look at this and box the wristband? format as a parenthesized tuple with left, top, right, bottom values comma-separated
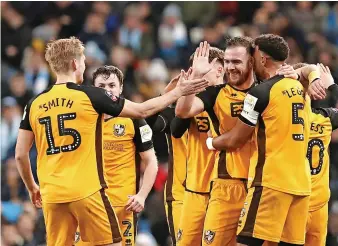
(206, 137, 215, 150)
(308, 71, 320, 84)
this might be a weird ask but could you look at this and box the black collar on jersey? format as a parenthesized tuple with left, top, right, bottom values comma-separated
(226, 82, 257, 93)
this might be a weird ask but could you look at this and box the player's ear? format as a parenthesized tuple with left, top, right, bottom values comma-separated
(71, 59, 78, 72)
(249, 56, 254, 68)
(216, 65, 224, 78)
(120, 84, 123, 95)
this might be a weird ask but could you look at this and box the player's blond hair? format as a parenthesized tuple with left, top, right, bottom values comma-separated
(45, 37, 85, 74)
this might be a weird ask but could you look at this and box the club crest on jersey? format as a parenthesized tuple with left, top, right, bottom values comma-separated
(204, 230, 215, 245)
(114, 124, 125, 137)
(105, 90, 118, 101)
(177, 229, 183, 242)
(74, 232, 80, 244)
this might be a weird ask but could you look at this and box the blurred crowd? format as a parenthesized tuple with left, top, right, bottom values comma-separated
(1, 1, 338, 246)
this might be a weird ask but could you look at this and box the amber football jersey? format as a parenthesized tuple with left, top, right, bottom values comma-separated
(19, 83, 125, 203)
(239, 75, 311, 195)
(184, 111, 217, 193)
(102, 117, 153, 206)
(308, 108, 338, 210)
(197, 84, 254, 180)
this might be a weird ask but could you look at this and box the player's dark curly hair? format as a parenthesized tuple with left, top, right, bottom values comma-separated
(254, 34, 289, 62)
(92, 65, 124, 86)
(225, 36, 255, 56)
(189, 47, 225, 67)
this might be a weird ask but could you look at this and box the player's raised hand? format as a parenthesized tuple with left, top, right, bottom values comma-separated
(164, 73, 181, 94)
(276, 64, 298, 80)
(126, 194, 145, 213)
(308, 77, 326, 100)
(29, 183, 42, 208)
(318, 63, 334, 89)
(192, 41, 218, 79)
(176, 70, 208, 96)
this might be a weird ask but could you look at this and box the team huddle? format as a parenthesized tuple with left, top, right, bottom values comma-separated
(15, 33, 338, 246)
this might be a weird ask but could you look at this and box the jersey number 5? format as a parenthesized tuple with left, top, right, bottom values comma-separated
(39, 113, 81, 155)
(292, 103, 304, 141)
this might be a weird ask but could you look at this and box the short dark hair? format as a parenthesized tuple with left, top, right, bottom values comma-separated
(225, 36, 255, 55)
(189, 47, 225, 67)
(92, 65, 124, 85)
(254, 34, 289, 62)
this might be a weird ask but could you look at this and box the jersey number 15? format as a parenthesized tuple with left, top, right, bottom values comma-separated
(39, 113, 81, 155)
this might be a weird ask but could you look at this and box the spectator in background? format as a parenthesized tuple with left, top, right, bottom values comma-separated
(118, 4, 143, 53)
(83, 41, 107, 83)
(92, 2, 120, 34)
(118, 2, 155, 59)
(43, 1, 88, 38)
(109, 45, 137, 99)
(1, 2, 32, 69)
(78, 11, 110, 55)
(325, 3, 338, 45)
(1, 224, 24, 246)
(1, 97, 22, 161)
(180, 2, 217, 29)
(8, 73, 34, 110)
(22, 43, 52, 95)
(1, 158, 27, 202)
(158, 3, 188, 67)
(17, 212, 37, 246)
(138, 58, 169, 99)
(32, 16, 61, 43)
(289, 2, 316, 34)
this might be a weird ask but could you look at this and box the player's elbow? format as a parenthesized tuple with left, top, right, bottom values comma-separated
(15, 149, 26, 163)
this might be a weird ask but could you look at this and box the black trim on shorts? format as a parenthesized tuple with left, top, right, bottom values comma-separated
(239, 186, 263, 237)
(166, 201, 176, 246)
(184, 188, 210, 195)
(99, 189, 122, 243)
(237, 235, 264, 246)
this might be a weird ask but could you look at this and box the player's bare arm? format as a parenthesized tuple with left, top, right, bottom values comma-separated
(207, 120, 255, 151)
(176, 41, 216, 118)
(119, 72, 208, 119)
(126, 148, 158, 213)
(15, 129, 42, 208)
